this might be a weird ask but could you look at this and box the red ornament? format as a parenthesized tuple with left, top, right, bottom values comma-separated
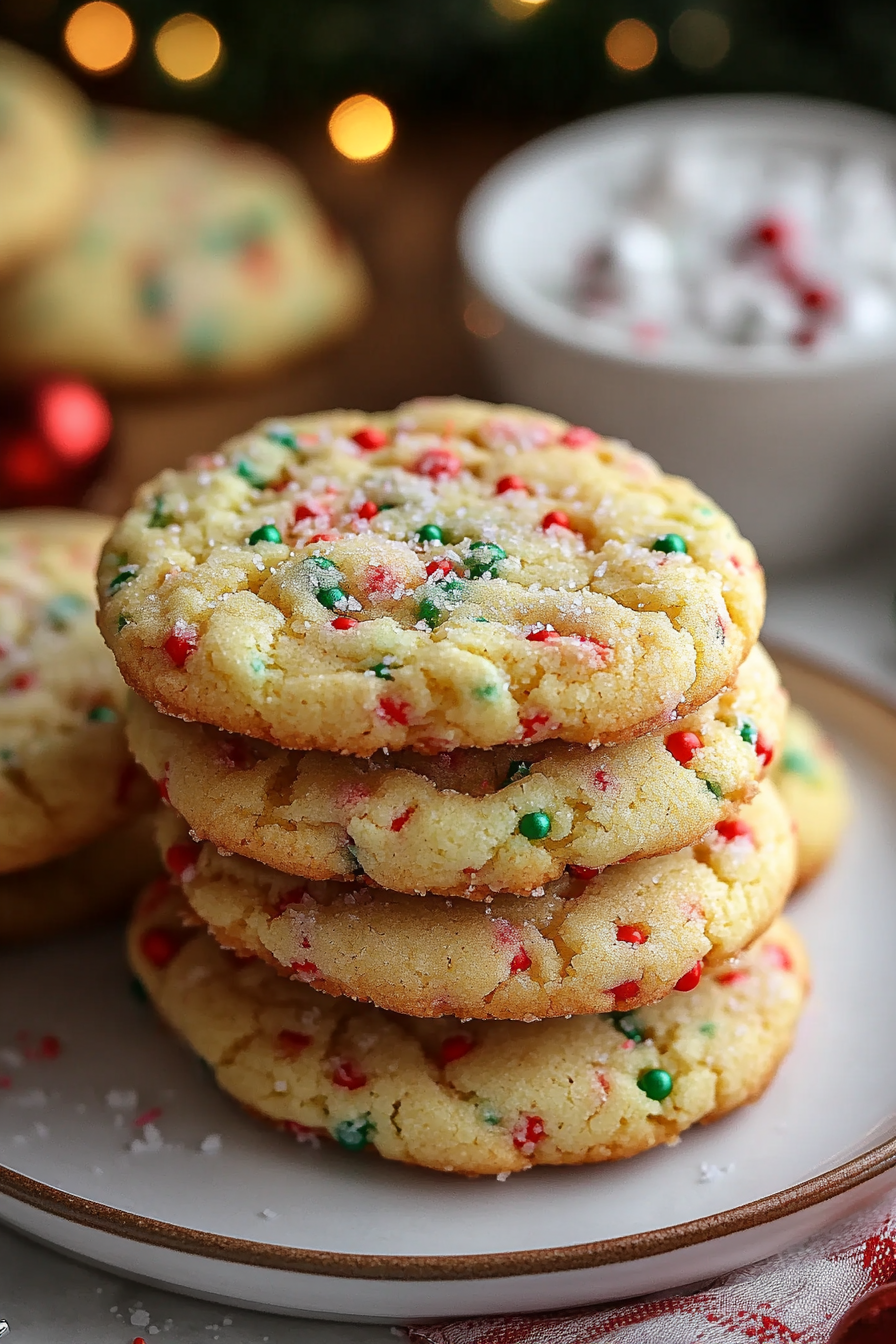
(38, 1034, 61, 1060)
(541, 509, 571, 531)
(675, 961, 703, 992)
(801, 285, 837, 314)
(352, 427, 388, 451)
(495, 474, 529, 494)
(665, 730, 703, 765)
(616, 925, 647, 944)
(0, 379, 112, 507)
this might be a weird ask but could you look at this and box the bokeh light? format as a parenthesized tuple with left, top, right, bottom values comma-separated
(154, 13, 222, 83)
(669, 9, 730, 69)
(490, 0, 551, 20)
(64, 2, 135, 75)
(36, 381, 112, 464)
(605, 18, 658, 72)
(328, 95, 395, 162)
(463, 298, 505, 339)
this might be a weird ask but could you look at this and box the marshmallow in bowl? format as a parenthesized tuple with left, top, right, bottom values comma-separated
(572, 138, 896, 354)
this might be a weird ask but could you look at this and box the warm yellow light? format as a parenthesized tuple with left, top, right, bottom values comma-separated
(489, 0, 550, 19)
(328, 95, 395, 162)
(64, 2, 135, 75)
(605, 18, 658, 72)
(669, 9, 730, 69)
(154, 13, 222, 83)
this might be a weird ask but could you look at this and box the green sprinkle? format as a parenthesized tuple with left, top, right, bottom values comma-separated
(109, 567, 138, 593)
(418, 597, 442, 627)
(183, 314, 222, 363)
(129, 976, 148, 1005)
(738, 719, 758, 746)
(334, 1115, 375, 1151)
(703, 778, 723, 799)
(637, 1067, 673, 1101)
(473, 684, 500, 700)
(416, 524, 444, 543)
(87, 705, 118, 723)
(317, 587, 346, 610)
(236, 460, 268, 490)
(651, 534, 688, 555)
(503, 760, 531, 787)
(346, 842, 364, 874)
(699, 1022, 717, 1037)
(117, 612, 131, 633)
(248, 524, 282, 545)
(0, 748, 16, 765)
(377, 502, 398, 511)
(371, 662, 394, 680)
(474, 616, 489, 622)
(519, 810, 551, 840)
(250, 656, 267, 674)
(467, 541, 507, 578)
(477, 1101, 502, 1126)
(148, 495, 172, 529)
(608, 1010, 645, 1043)
(306, 555, 337, 571)
(265, 424, 298, 450)
(45, 593, 88, 628)
(781, 747, 818, 778)
(139, 272, 169, 317)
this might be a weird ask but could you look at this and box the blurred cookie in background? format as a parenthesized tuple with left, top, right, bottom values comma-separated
(773, 705, 850, 887)
(0, 109, 370, 388)
(0, 40, 92, 278)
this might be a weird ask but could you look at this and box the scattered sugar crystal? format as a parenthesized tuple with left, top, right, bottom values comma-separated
(129, 1122, 164, 1154)
(260, 1209, 278, 1220)
(699, 1161, 735, 1183)
(131, 1310, 151, 1327)
(496, 1171, 511, 1182)
(106, 1088, 138, 1110)
(33, 1122, 49, 1138)
(200, 1133, 222, 1155)
(273, 1080, 287, 1093)
(149, 1329, 160, 1336)
(0, 1049, 23, 1069)
(15, 1088, 47, 1107)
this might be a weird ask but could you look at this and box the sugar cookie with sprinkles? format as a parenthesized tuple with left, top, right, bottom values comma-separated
(0, 510, 155, 872)
(129, 883, 808, 1175)
(0, 813, 158, 946)
(130, 644, 784, 896)
(99, 398, 764, 754)
(159, 778, 796, 1019)
(0, 109, 369, 386)
(0, 41, 92, 276)
(772, 705, 850, 886)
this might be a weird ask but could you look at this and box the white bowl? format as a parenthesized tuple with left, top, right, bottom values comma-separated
(460, 96, 896, 570)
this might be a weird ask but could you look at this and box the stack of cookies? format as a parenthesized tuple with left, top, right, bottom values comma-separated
(102, 397, 826, 1177)
(0, 510, 157, 946)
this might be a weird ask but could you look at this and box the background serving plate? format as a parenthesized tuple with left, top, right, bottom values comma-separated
(0, 652, 892, 1324)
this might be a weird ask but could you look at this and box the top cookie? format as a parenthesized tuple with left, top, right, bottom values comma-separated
(0, 42, 91, 277)
(0, 510, 153, 873)
(98, 399, 764, 755)
(0, 109, 369, 387)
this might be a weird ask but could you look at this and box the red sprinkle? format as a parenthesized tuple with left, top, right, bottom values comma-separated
(426, 557, 455, 579)
(134, 1106, 163, 1127)
(332, 1059, 367, 1091)
(415, 448, 462, 480)
(792, 326, 818, 348)
(331, 616, 359, 630)
(717, 969, 750, 986)
(9, 670, 36, 692)
(294, 501, 329, 523)
(801, 285, 836, 314)
(665, 730, 703, 766)
(155, 773, 170, 802)
(140, 928, 182, 969)
(541, 509, 571, 531)
(519, 710, 551, 741)
(526, 628, 561, 642)
(290, 960, 319, 978)
(439, 1035, 474, 1066)
(356, 500, 379, 520)
(165, 842, 200, 880)
(390, 806, 415, 832)
(353, 427, 388, 452)
(38, 1034, 61, 1060)
(715, 818, 754, 844)
(276, 1029, 312, 1058)
(560, 426, 598, 447)
(616, 925, 647, 945)
(593, 769, 613, 791)
(509, 947, 532, 975)
(754, 733, 775, 767)
(309, 532, 339, 543)
(752, 215, 791, 250)
(134, 1337, 147, 1344)
(611, 980, 640, 1002)
(512, 1114, 546, 1150)
(764, 943, 794, 972)
(675, 961, 703, 992)
(495, 474, 529, 494)
(378, 696, 411, 726)
(164, 622, 199, 667)
(568, 864, 600, 881)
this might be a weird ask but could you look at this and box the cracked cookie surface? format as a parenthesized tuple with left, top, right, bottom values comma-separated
(129, 883, 808, 1175)
(159, 778, 796, 1019)
(131, 644, 785, 896)
(0, 510, 155, 872)
(99, 398, 764, 754)
(773, 706, 850, 887)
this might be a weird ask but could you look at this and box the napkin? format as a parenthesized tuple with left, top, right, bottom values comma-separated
(408, 1195, 896, 1344)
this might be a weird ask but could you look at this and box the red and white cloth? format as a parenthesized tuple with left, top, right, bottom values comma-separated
(408, 1197, 896, 1344)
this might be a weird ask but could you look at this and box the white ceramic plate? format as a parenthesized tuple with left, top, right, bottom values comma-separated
(1, 653, 894, 1325)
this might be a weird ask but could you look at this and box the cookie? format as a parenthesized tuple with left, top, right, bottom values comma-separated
(0, 510, 155, 872)
(0, 41, 91, 277)
(129, 883, 808, 1176)
(159, 778, 796, 1019)
(99, 398, 764, 755)
(0, 813, 158, 946)
(130, 644, 784, 896)
(773, 706, 850, 886)
(0, 109, 369, 387)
